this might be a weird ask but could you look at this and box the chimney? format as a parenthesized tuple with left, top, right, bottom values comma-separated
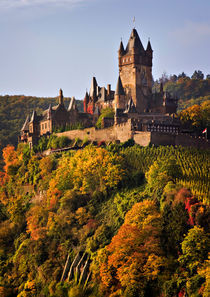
(107, 84, 111, 96)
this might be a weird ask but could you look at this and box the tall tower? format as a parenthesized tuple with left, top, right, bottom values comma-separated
(118, 29, 153, 113)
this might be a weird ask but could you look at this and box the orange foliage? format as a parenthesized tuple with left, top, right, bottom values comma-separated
(2, 145, 19, 174)
(26, 205, 47, 240)
(99, 201, 164, 294)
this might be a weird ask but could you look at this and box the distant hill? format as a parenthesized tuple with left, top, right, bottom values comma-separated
(153, 73, 210, 111)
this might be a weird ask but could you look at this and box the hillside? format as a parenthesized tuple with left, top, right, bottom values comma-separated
(0, 142, 209, 297)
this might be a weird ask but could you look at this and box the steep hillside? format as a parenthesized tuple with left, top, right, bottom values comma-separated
(0, 143, 209, 297)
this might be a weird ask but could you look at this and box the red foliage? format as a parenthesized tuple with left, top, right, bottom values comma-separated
(178, 289, 185, 297)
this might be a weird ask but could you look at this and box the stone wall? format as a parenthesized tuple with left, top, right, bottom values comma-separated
(150, 132, 209, 149)
(56, 123, 209, 149)
(56, 120, 133, 143)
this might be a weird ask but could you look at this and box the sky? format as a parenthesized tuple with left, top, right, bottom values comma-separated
(0, 0, 210, 98)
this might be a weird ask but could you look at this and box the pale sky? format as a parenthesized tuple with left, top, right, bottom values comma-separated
(0, 0, 209, 98)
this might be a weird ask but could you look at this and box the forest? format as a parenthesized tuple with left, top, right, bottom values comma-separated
(0, 141, 209, 297)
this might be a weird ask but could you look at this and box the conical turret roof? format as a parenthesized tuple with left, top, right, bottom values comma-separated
(115, 76, 125, 95)
(30, 110, 38, 123)
(125, 28, 145, 54)
(119, 40, 125, 55)
(21, 115, 30, 131)
(146, 40, 153, 52)
(47, 104, 52, 119)
(68, 97, 76, 111)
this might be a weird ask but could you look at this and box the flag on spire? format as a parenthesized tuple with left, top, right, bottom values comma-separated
(202, 128, 207, 134)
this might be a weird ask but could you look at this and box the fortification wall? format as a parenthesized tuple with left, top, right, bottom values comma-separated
(150, 132, 209, 149)
(56, 120, 132, 143)
(56, 124, 209, 149)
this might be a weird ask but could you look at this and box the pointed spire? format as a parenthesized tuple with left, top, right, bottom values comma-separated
(21, 115, 30, 131)
(83, 91, 89, 113)
(90, 77, 98, 97)
(146, 39, 153, 52)
(115, 76, 125, 95)
(68, 97, 76, 111)
(119, 40, 125, 55)
(126, 28, 145, 54)
(30, 110, 38, 123)
(47, 104, 52, 120)
(84, 91, 89, 103)
(59, 88, 64, 105)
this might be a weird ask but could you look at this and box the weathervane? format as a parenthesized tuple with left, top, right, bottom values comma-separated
(133, 16, 136, 28)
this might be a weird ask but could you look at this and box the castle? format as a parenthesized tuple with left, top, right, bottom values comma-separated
(20, 27, 186, 148)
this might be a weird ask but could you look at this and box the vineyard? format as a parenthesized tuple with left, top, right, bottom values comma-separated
(122, 145, 210, 203)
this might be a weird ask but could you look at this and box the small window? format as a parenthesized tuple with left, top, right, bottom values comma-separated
(45, 123, 47, 129)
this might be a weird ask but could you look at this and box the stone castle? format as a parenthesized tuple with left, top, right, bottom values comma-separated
(20, 27, 208, 149)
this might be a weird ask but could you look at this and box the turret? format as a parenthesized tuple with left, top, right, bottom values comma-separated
(83, 91, 89, 113)
(59, 88, 64, 105)
(146, 39, 153, 54)
(47, 104, 52, 120)
(68, 97, 76, 111)
(115, 75, 126, 109)
(21, 115, 30, 131)
(30, 110, 38, 123)
(146, 39, 153, 66)
(90, 77, 98, 102)
(118, 40, 125, 56)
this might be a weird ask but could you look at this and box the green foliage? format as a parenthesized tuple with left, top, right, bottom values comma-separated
(178, 226, 209, 274)
(96, 107, 114, 129)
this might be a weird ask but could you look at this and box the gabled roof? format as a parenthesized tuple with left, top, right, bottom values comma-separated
(125, 28, 145, 54)
(21, 115, 30, 131)
(115, 76, 125, 96)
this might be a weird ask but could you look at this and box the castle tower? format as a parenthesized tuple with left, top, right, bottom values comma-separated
(115, 75, 125, 109)
(118, 29, 153, 113)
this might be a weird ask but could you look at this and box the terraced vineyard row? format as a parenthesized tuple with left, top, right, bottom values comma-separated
(123, 145, 210, 203)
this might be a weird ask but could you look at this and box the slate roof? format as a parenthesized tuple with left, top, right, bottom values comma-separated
(115, 76, 125, 95)
(125, 28, 145, 54)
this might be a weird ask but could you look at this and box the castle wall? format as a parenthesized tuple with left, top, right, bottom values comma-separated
(56, 125, 209, 149)
(56, 120, 133, 143)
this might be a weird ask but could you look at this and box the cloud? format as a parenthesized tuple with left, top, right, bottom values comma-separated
(0, 0, 86, 9)
(172, 22, 210, 47)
